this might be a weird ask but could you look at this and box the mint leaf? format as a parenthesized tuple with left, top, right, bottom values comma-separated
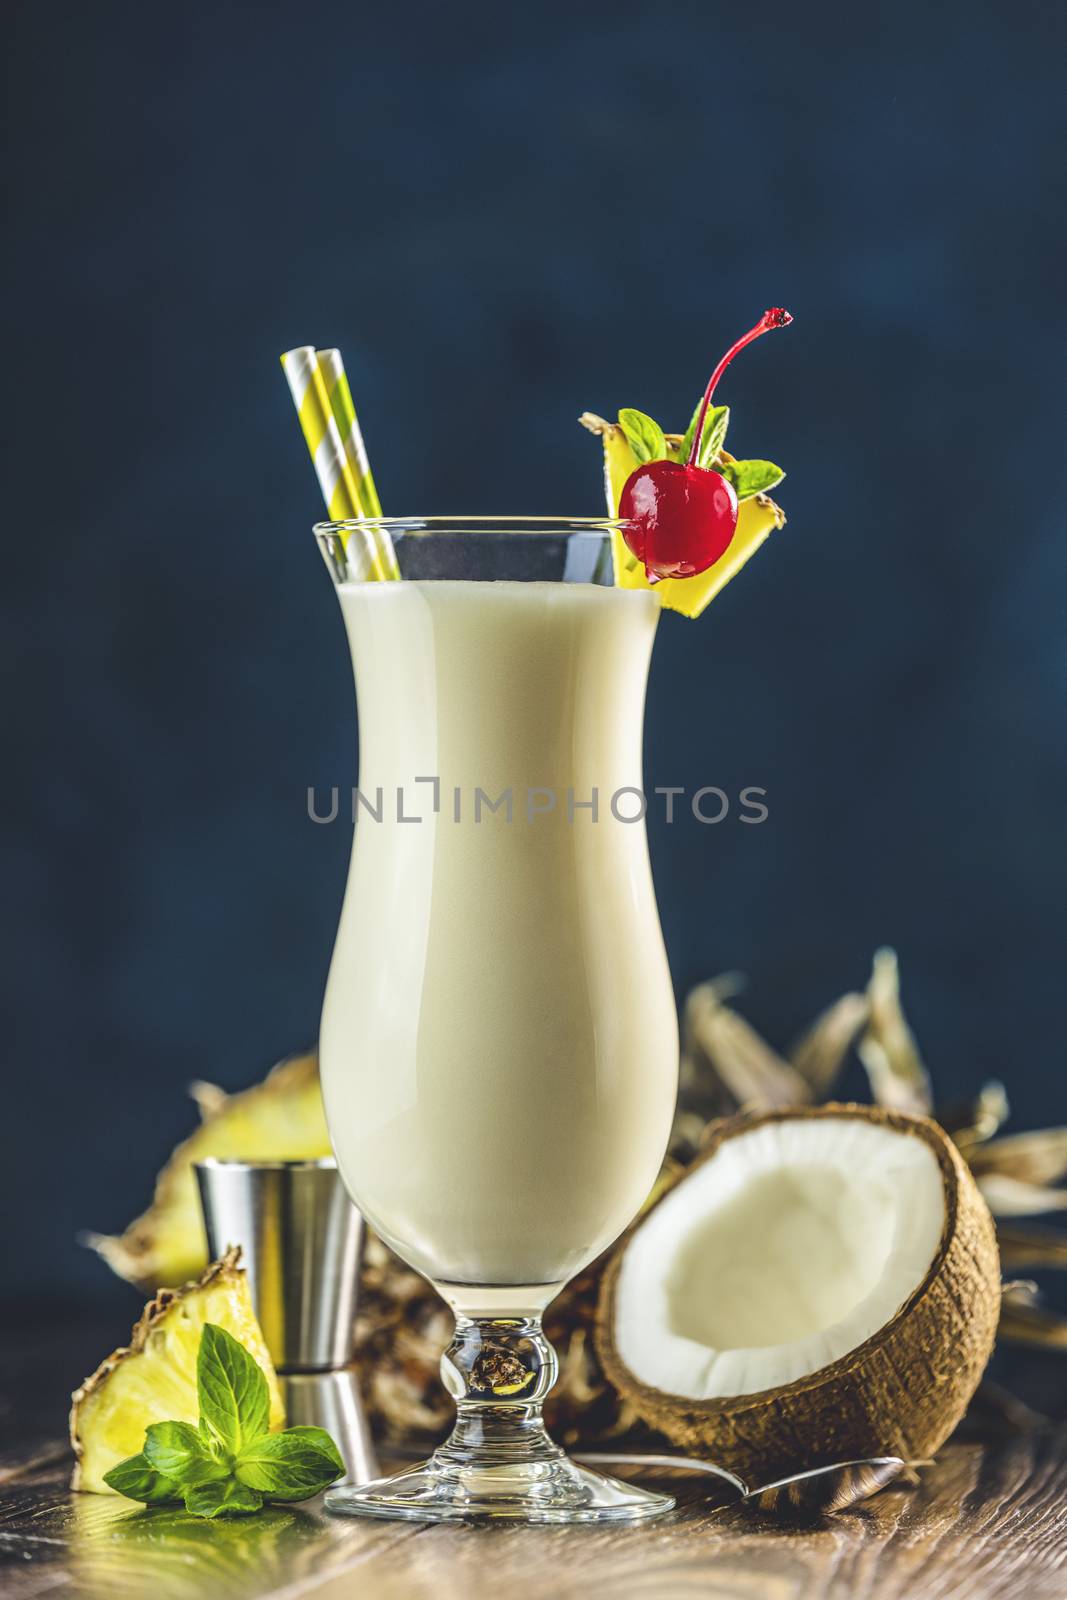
(143, 1420, 229, 1488)
(719, 458, 785, 499)
(183, 1478, 263, 1518)
(678, 398, 701, 463)
(679, 400, 730, 467)
(197, 1323, 270, 1454)
(699, 405, 730, 464)
(617, 408, 666, 465)
(103, 1451, 181, 1504)
(235, 1426, 346, 1501)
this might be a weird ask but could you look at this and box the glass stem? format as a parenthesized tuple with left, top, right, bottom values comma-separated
(435, 1314, 563, 1468)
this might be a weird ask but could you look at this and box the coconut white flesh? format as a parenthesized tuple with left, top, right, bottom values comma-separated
(615, 1118, 946, 1400)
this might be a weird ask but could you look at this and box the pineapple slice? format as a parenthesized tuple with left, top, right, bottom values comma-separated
(579, 413, 785, 619)
(83, 1052, 330, 1290)
(70, 1248, 284, 1493)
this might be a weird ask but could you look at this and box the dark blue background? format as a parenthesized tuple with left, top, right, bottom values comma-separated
(4, 1, 1066, 1307)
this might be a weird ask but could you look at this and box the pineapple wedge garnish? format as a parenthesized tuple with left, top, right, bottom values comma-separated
(70, 1248, 284, 1493)
(83, 1052, 330, 1290)
(579, 413, 785, 619)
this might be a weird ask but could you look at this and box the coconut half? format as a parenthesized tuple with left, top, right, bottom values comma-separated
(597, 1104, 1000, 1480)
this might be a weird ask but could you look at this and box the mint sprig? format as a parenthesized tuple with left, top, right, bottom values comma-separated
(679, 400, 730, 467)
(102, 1324, 345, 1518)
(616, 400, 782, 501)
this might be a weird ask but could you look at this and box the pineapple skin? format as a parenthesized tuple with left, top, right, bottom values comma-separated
(70, 1249, 284, 1493)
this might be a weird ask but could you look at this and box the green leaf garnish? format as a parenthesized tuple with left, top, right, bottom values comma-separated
(197, 1322, 270, 1454)
(700, 405, 730, 464)
(678, 399, 701, 463)
(183, 1478, 264, 1518)
(143, 1420, 229, 1488)
(102, 1452, 181, 1504)
(103, 1323, 347, 1519)
(617, 408, 666, 465)
(679, 401, 730, 467)
(235, 1426, 346, 1501)
(718, 458, 785, 499)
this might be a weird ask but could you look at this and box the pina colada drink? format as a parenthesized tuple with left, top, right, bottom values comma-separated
(321, 578, 678, 1295)
(299, 310, 791, 1524)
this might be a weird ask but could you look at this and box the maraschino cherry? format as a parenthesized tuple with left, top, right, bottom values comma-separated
(619, 308, 793, 582)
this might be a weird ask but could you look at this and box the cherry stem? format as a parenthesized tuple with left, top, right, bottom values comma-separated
(686, 307, 793, 469)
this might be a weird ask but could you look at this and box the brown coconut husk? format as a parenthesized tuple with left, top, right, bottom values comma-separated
(595, 1104, 1001, 1484)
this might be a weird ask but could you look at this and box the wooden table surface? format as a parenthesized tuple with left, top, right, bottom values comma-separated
(3, 1310, 1066, 1600)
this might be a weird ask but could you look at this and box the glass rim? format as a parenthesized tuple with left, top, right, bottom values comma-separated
(314, 516, 628, 540)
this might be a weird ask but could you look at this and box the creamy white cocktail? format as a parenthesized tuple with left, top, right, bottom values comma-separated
(315, 520, 678, 1525)
(321, 577, 678, 1293)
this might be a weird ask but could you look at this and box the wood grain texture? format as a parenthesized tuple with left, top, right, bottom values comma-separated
(1, 1313, 1065, 1600)
(2, 1433, 1065, 1600)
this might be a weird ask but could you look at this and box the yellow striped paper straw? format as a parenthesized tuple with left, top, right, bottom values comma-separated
(279, 346, 395, 581)
(315, 347, 400, 580)
(316, 350, 382, 514)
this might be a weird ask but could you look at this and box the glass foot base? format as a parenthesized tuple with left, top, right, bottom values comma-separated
(324, 1453, 675, 1525)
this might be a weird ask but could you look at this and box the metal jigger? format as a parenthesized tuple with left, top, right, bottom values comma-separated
(194, 1158, 377, 1485)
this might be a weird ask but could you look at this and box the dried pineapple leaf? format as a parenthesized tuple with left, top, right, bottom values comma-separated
(352, 1230, 457, 1444)
(996, 1222, 1067, 1272)
(977, 1174, 1067, 1217)
(188, 1080, 229, 1121)
(368, 1368, 452, 1437)
(789, 992, 869, 1100)
(678, 973, 746, 1115)
(558, 1327, 619, 1413)
(999, 1278, 1040, 1303)
(968, 1127, 1067, 1186)
(941, 1081, 1010, 1151)
(578, 411, 611, 435)
(858, 948, 934, 1116)
(683, 979, 809, 1112)
(997, 1296, 1067, 1350)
